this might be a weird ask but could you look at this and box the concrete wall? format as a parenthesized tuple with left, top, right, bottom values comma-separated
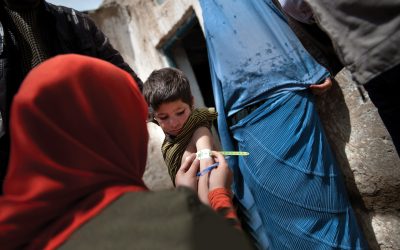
(316, 70, 400, 250)
(89, 1, 400, 249)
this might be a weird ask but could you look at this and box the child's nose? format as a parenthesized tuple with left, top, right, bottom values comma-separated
(169, 117, 180, 128)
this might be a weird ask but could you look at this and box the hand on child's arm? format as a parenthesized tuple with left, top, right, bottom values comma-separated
(309, 77, 332, 95)
(175, 154, 199, 191)
(207, 152, 240, 229)
(208, 151, 233, 191)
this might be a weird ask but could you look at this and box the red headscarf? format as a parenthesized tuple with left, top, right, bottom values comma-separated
(0, 54, 148, 249)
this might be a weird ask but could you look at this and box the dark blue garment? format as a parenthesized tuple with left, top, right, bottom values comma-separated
(200, 0, 367, 249)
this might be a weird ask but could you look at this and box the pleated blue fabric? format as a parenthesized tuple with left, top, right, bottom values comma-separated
(231, 91, 367, 249)
(199, 0, 368, 249)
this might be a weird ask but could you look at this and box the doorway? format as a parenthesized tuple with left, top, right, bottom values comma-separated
(162, 13, 214, 110)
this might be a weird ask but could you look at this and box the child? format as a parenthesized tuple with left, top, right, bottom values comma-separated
(144, 68, 243, 230)
(143, 67, 218, 204)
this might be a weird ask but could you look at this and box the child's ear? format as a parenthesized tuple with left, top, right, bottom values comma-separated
(147, 106, 158, 124)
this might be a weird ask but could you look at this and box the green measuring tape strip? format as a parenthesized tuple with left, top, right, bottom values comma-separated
(220, 151, 249, 156)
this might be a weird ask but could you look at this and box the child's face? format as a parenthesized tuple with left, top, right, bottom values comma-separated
(154, 99, 192, 136)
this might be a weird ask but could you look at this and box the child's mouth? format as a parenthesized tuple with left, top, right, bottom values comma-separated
(169, 128, 181, 135)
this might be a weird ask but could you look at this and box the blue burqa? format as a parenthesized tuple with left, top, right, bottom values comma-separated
(200, 0, 367, 249)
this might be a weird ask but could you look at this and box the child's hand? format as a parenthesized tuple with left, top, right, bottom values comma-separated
(175, 154, 199, 191)
(208, 151, 233, 191)
(309, 77, 332, 95)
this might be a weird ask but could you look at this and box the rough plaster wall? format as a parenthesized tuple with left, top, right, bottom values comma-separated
(89, 3, 162, 81)
(89, 5, 139, 75)
(316, 70, 400, 249)
(89, 1, 400, 249)
(92, 0, 203, 80)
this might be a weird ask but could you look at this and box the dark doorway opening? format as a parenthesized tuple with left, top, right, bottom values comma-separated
(162, 13, 215, 109)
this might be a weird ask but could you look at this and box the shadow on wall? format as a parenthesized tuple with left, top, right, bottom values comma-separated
(316, 72, 378, 249)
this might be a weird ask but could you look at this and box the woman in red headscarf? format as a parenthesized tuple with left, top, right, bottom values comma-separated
(0, 54, 250, 250)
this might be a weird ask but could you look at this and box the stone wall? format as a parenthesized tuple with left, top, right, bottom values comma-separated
(89, 1, 400, 249)
(316, 70, 400, 249)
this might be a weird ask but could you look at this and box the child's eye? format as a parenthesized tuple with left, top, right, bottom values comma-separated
(156, 116, 168, 121)
(176, 110, 185, 116)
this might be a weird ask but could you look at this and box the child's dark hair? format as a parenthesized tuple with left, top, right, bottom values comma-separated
(143, 68, 193, 111)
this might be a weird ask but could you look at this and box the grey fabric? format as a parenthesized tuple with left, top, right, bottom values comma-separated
(60, 187, 253, 250)
(272, 0, 343, 75)
(305, 0, 400, 84)
(0, 111, 3, 138)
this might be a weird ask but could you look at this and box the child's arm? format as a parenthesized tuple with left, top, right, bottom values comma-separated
(191, 126, 215, 205)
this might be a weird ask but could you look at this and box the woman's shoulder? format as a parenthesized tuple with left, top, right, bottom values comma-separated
(60, 188, 253, 250)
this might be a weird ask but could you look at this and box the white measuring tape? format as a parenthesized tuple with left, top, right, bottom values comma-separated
(196, 149, 249, 159)
(220, 151, 250, 156)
